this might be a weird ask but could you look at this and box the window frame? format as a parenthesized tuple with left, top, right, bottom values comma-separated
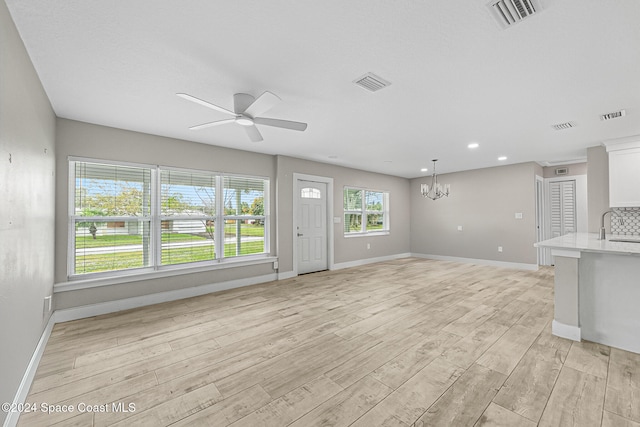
(343, 186, 390, 237)
(68, 157, 270, 280)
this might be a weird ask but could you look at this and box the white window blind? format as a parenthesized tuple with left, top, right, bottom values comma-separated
(69, 159, 270, 278)
(73, 162, 152, 275)
(223, 176, 267, 258)
(160, 169, 216, 266)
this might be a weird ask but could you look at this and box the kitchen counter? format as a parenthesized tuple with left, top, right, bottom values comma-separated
(535, 232, 640, 255)
(536, 232, 640, 354)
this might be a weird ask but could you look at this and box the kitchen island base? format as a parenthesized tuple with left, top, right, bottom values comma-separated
(536, 233, 640, 355)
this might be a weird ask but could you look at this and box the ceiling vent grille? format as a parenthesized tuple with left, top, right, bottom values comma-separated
(487, 0, 541, 29)
(552, 122, 575, 131)
(353, 73, 391, 92)
(601, 109, 626, 121)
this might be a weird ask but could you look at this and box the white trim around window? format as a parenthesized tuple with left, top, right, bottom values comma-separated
(343, 186, 390, 237)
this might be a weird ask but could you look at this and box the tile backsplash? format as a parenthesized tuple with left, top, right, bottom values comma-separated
(611, 207, 640, 236)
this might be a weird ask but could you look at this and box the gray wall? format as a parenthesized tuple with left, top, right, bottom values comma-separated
(0, 0, 56, 422)
(410, 162, 540, 265)
(587, 145, 609, 232)
(276, 155, 411, 273)
(55, 124, 412, 306)
(55, 119, 277, 308)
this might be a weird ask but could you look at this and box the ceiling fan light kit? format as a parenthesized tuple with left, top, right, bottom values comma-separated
(235, 117, 254, 127)
(177, 91, 307, 142)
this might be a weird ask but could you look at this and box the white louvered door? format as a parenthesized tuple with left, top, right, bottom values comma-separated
(549, 180, 576, 238)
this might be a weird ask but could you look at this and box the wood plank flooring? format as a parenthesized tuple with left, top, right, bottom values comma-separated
(18, 258, 640, 426)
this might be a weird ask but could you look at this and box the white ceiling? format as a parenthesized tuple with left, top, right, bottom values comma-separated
(6, 0, 640, 178)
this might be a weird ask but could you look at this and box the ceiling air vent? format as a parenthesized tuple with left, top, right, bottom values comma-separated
(353, 72, 391, 92)
(487, 0, 542, 29)
(601, 109, 626, 121)
(552, 122, 575, 131)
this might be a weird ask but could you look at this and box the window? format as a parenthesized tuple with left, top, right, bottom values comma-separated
(69, 159, 269, 278)
(73, 162, 152, 275)
(160, 169, 216, 266)
(223, 176, 267, 258)
(343, 187, 389, 235)
(300, 187, 321, 199)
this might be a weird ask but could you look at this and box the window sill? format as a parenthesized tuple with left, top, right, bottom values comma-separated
(343, 231, 390, 238)
(55, 255, 277, 293)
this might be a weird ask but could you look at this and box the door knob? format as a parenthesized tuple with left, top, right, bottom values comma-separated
(297, 233, 303, 237)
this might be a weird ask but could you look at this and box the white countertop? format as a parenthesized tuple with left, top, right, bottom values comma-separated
(535, 232, 640, 255)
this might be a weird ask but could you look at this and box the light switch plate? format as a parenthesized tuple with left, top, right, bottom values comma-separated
(333, 217, 341, 223)
(515, 212, 523, 219)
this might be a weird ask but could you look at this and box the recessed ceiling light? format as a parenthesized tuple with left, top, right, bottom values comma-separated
(420, 168, 428, 172)
(498, 156, 507, 161)
(468, 143, 479, 149)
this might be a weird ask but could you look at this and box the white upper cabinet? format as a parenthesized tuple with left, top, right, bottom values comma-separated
(606, 137, 640, 207)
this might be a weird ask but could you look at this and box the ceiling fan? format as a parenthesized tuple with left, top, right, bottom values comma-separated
(177, 91, 307, 142)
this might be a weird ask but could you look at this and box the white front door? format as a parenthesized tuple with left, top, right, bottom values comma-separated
(297, 180, 328, 274)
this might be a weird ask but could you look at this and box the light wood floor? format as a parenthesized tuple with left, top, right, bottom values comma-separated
(19, 258, 640, 426)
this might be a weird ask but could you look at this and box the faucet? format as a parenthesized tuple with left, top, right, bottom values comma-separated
(599, 210, 612, 240)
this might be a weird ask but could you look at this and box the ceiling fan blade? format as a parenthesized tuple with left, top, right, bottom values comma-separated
(189, 119, 236, 130)
(253, 117, 308, 131)
(244, 125, 263, 142)
(177, 93, 236, 116)
(243, 91, 281, 117)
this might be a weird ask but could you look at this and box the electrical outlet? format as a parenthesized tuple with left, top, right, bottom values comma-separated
(515, 212, 523, 219)
(457, 225, 463, 231)
(367, 243, 371, 250)
(498, 246, 503, 252)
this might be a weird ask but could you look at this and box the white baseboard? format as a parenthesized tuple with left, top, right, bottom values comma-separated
(277, 271, 297, 280)
(332, 253, 412, 270)
(552, 320, 581, 342)
(411, 253, 538, 271)
(55, 273, 277, 323)
(3, 315, 55, 427)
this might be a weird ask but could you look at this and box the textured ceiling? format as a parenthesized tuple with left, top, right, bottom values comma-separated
(6, 0, 640, 178)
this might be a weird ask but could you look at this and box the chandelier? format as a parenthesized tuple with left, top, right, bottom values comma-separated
(420, 159, 450, 200)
